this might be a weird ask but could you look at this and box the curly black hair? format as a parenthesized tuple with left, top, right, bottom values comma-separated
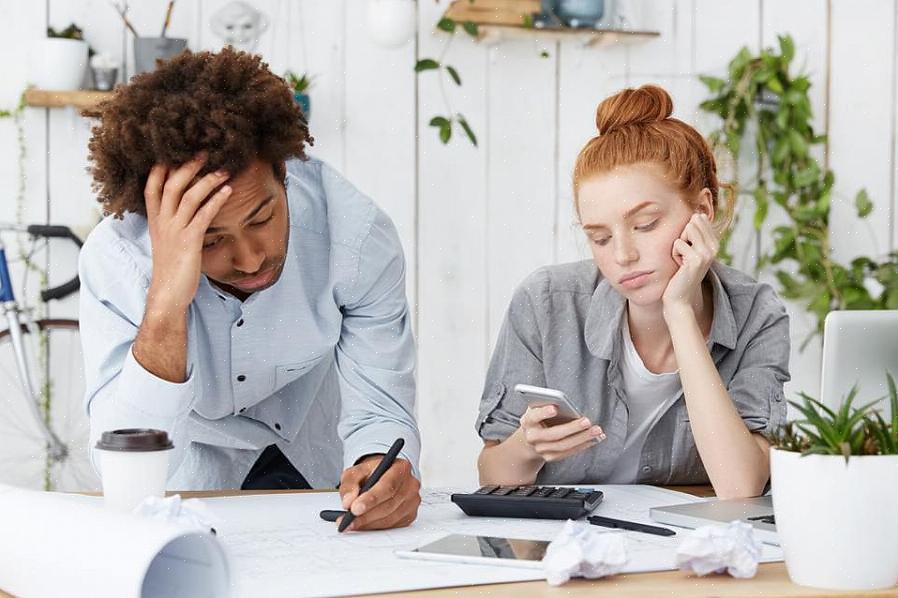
(87, 46, 313, 218)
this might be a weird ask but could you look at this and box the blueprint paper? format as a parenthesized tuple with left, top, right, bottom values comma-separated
(199, 485, 784, 597)
(0, 484, 229, 598)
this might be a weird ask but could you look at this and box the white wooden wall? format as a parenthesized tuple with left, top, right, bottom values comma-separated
(1, 0, 894, 488)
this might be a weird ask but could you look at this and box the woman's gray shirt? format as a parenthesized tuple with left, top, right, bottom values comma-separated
(476, 260, 790, 485)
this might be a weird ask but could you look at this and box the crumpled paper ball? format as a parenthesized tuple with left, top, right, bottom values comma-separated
(676, 521, 762, 578)
(542, 519, 629, 586)
(133, 494, 220, 535)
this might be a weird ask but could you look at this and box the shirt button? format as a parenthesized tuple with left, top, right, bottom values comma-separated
(236, 319, 244, 327)
(237, 374, 246, 382)
(274, 423, 282, 431)
(641, 465, 652, 474)
(239, 408, 246, 413)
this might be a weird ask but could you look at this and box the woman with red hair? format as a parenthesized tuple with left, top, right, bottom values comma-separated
(476, 85, 790, 499)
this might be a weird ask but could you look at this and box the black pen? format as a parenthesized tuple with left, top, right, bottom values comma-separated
(588, 515, 676, 537)
(338, 437, 405, 533)
(319, 509, 347, 522)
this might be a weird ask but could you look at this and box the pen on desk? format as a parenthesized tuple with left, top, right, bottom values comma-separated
(338, 437, 405, 533)
(587, 515, 676, 537)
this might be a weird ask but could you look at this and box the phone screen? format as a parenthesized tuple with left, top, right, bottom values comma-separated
(411, 534, 549, 562)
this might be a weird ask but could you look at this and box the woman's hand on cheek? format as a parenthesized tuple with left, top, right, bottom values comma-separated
(661, 213, 718, 313)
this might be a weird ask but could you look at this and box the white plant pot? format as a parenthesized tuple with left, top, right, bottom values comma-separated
(770, 448, 898, 590)
(30, 38, 88, 90)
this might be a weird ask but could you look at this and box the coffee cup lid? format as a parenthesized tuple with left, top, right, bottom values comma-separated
(95, 428, 174, 452)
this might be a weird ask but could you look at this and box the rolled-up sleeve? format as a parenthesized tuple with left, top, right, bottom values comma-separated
(477, 272, 548, 442)
(727, 294, 791, 440)
(334, 206, 421, 479)
(79, 230, 197, 482)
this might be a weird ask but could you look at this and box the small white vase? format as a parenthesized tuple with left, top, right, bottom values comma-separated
(366, 0, 416, 48)
(770, 448, 898, 590)
(30, 38, 88, 90)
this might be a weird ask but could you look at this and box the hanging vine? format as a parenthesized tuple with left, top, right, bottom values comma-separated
(700, 35, 898, 348)
(1, 91, 54, 489)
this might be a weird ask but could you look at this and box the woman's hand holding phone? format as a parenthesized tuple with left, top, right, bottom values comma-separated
(517, 406, 606, 463)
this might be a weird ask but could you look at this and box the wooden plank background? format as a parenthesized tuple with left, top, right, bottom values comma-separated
(0, 0, 893, 489)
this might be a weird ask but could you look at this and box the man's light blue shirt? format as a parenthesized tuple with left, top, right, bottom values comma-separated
(79, 157, 421, 490)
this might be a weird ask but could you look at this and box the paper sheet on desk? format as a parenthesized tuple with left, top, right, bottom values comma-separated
(200, 485, 784, 598)
(0, 484, 229, 598)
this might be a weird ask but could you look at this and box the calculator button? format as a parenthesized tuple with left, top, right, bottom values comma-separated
(511, 486, 537, 496)
(534, 487, 555, 497)
(585, 491, 603, 503)
(492, 487, 515, 496)
(475, 485, 498, 495)
(549, 488, 572, 498)
(567, 492, 587, 500)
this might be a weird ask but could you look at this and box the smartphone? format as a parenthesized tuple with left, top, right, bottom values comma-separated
(514, 384, 582, 426)
(395, 534, 548, 569)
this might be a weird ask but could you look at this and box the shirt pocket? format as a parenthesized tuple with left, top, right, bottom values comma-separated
(275, 356, 323, 390)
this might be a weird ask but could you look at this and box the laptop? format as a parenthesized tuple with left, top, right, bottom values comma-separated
(649, 310, 898, 546)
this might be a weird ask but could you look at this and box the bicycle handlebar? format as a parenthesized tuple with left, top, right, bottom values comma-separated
(26, 225, 84, 248)
(9, 224, 84, 302)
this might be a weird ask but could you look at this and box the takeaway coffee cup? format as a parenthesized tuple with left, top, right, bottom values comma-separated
(95, 428, 173, 512)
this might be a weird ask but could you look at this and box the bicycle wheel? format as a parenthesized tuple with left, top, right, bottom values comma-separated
(0, 319, 99, 492)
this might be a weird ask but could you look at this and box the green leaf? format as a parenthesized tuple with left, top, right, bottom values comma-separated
(415, 59, 440, 72)
(445, 65, 462, 86)
(458, 114, 478, 146)
(752, 187, 769, 230)
(522, 14, 534, 28)
(855, 189, 873, 218)
(429, 116, 453, 144)
(771, 228, 795, 262)
(463, 21, 479, 37)
(815, 191, 830, 215)
(788, 129, 808, 156)
(767, 76, 784, 95)
(440, 123, 452, 144)
(793, 165, 820, 188)
(778, 34, 795, 64)
(888, 289, 898, 310)
(437, 17, 456, 33)
(699, 75, 726, 94)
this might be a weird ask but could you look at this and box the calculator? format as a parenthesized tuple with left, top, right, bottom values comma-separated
(450, 485, 604, 520)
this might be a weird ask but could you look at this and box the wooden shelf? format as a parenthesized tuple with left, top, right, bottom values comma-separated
(443, 0, 659, 47)
(24, 88, 112, 111)
(477, 24, 659, 47)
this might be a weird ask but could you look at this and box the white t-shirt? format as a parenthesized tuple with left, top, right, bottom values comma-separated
(605, 314, 683, 483)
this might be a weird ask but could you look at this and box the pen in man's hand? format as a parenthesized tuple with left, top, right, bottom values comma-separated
(338, 437, 405, 533)
(319, 509, 347, 522)
(587, 515, 676, 537)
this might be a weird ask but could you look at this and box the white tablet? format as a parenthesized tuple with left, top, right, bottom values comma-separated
(395, 534, 548, 569)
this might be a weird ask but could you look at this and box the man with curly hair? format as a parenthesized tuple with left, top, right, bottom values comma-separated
(79, 47, 421, 530)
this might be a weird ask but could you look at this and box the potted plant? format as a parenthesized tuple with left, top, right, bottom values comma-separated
(284, 71, 314, 121)
(700, 35, 898, 346)
(770, 373, 898, 590)
(31, 24, 91, 91)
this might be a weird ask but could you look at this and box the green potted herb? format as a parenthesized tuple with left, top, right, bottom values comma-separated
(284, 71, 314, 121)
(770, 373, 898, 590)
